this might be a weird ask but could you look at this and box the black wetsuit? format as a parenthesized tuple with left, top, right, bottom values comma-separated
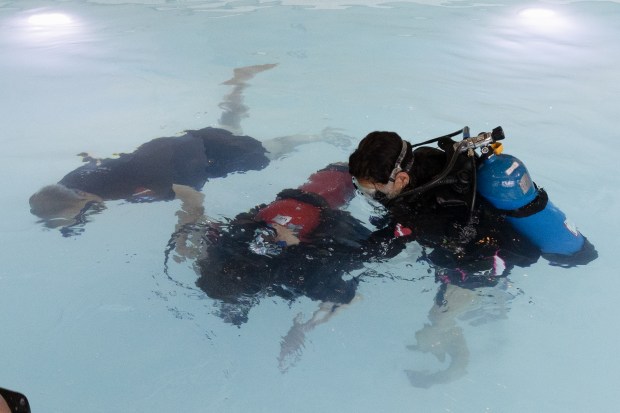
(59, 127, 269, 201)
(377, 145, 597, 289)
(195, 187, 404, 325)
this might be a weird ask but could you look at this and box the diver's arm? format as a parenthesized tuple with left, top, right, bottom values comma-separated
(278, 299, 358, 373)
(358, 225, 411, 262)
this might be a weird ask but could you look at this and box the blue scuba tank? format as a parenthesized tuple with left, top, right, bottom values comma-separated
(476, 153, 584, 255)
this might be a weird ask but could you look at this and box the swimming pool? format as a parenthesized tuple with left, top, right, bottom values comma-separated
(1, 0, 619, 411)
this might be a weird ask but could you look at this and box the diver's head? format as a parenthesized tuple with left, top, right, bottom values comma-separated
(348, 131, 413, 203)
(29, 184, 103, 227)
(196, 218, 280, 302)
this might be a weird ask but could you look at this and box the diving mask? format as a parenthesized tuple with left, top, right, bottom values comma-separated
(248, 225, 287, 257)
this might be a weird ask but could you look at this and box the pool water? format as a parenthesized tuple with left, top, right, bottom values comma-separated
(1, 0, 619, 412)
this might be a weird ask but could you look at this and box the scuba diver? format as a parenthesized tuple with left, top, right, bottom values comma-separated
(28, 63, 351, 236)
(348, 126, 598, 387)
(180, 163, 406, 326)
(348, 126, 597, 283)
(169, 162, 405, 371)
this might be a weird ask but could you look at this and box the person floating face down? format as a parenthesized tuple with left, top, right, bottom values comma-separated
(348, 130, 598, 290)
(28, 128, 351, 236)
(189, 163, 407, 326)
(27, 63, 352, 235)
(28, 127, 271, 235)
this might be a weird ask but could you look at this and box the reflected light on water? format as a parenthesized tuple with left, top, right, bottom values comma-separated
(517, 8, 570, 33)
(481, 6, 585, 62)
(469, 4, 598, 85)
(6, 10, 87, 49)
(27, 13, 74, 26)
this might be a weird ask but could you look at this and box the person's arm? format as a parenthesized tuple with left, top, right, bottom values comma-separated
(356, 224, 411, 262)
(172, 184, 205, 227)
(278, 299, 360, 373)
(171, 184, 209, 262)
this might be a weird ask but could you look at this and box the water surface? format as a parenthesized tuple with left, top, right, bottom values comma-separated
(1, 1, 619, 411)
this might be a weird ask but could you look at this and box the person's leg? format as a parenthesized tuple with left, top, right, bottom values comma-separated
(217, 63, 278, 135)
(262, 127, 353, 161)
(405, 284, 473, 388)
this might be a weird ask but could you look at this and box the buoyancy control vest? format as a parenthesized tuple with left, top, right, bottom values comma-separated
(256, 164, 355, 241)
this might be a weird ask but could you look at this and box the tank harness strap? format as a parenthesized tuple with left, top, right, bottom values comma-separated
(316, 163, 349, 174)
(495, 186, 549, 218)
(276, 188, 330, 209)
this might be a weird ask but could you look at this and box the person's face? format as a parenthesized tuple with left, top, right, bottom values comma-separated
(354, 172, 410, 203)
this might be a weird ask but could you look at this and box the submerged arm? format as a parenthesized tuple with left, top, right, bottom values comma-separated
(171, 184, 209, 262)
(172, 184, 205, 227)
(278, 298, 360, 373)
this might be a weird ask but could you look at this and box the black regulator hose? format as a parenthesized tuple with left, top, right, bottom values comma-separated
(387, 126, 501, 214)
(469, 152, 477, 219)
(410, 128, 465, 149)
(386, 140, 465, 206)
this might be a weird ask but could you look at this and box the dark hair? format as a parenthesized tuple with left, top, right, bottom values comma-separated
(348, 131, 413, 184)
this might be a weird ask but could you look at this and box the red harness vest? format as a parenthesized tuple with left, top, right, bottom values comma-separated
(256, 167, 354, 241)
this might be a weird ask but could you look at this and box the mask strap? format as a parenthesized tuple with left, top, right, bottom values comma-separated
(388, 140, 409, 182)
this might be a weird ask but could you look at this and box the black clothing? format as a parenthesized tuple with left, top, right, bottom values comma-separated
(59, 127, 269, 201)
(379, 146, 574, 287)
(196, 193, 405, 325)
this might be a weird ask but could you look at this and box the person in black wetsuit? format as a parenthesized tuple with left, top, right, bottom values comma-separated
(184, 163, 404, 326)
(347, 129, 598, 387)
(348, 130, 597, 285)
(28, 63, 352, 235)
(175, 163, 405, 371)
(29, 127, 269, 230)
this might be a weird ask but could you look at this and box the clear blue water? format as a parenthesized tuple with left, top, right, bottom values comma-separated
(1, 0, 619, 411)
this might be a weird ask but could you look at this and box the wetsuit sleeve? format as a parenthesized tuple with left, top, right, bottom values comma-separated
(358, 226, 410, 262)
